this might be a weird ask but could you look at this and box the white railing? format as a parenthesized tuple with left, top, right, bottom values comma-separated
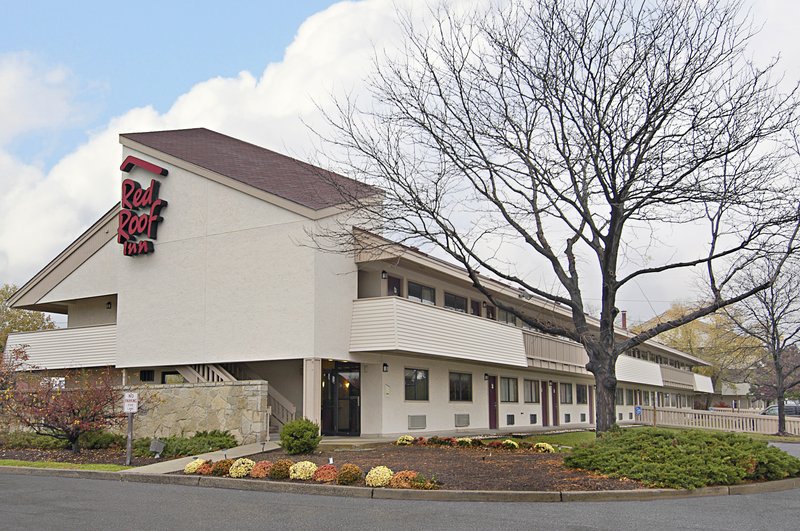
(267, 386, 297, 428)
(638, 407, 800, 435)
(188, 363, 236, 383)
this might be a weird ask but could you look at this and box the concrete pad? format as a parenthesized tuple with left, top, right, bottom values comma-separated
(120, 441, 279, 475)
(729, 477, 800, 495)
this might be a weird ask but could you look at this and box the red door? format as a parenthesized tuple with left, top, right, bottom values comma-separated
(541, 380, 550, 427)
(551, 382, 560, 426)
(487, 376, 498, 429)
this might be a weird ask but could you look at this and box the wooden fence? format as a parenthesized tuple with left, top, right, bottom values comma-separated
(637, 407, 800, 436)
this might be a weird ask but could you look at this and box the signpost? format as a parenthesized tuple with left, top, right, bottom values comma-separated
(123, 392, 138, 466)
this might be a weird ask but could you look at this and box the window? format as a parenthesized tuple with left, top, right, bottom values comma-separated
(449, 372, 472, 401)
(497, 308, 516, 325)
(615, 388, 624, 405)
(626, 389, 634, 406)
(45, 377, 65, 389)
(643, 391, 651, 406)
(523, 379, 540, 403)
(485, 305, 496, 320)
(559, 383, 573, 404)
(576, 384, 588, 405)
(408, 281, 435, 305)
(139, 370, 155, 382)
(444, 292, 467, 313)
(500, 377, 518, 402)
(405, 368, 429, 400)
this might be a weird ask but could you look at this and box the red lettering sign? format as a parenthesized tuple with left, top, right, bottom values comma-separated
(117, 161, 167, 256)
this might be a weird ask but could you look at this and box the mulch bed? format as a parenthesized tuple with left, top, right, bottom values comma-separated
(244, 444, 644, 491)
(0, 447, 159, 467)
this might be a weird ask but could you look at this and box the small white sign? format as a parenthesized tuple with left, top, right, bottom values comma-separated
(123, 392, 139, 413)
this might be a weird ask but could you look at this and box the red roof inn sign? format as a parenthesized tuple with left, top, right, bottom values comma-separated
(117, 156, 168, 256)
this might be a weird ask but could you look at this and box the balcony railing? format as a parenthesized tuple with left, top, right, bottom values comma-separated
(4, 324, 116, 370)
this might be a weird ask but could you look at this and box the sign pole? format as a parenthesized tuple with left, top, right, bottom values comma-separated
(126, 412, 133, 466)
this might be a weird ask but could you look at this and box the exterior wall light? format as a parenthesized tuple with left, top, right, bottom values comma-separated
(484, 373, 489, 381)
(382, 363, 389, 373)
(381, 270, 388, 279)
(106, 302, 113, 310)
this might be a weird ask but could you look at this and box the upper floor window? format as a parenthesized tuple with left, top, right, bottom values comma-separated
(387, 276, 403, 297)
(404, 368, 429, 400)
(500, 377, 518, 402)
(626, 388, 635, 406)
(615, 388, 624, 405)
(408, 281, 435, 305)
(444, 292, 468, 313)
(497, 308, 516, 325)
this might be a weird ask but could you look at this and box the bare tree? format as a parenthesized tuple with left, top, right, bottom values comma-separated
(319, 0, 800, 432)
(727, 265, 800, 434)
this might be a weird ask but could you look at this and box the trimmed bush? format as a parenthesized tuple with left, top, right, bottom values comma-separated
(411, 474, 441, 490)
(290, 460, 318, 480)
(0, 431, 69, 450)
(269, 459, 294, 480)
(312, 464, 338, 482)
(365, 465, 394, 487)
(134, 430, 237, 458)
(229, 458, 256, 478)
(196, 462, 214, 476)
(337, 463, 363, 485)
(388, 470, 418, 489)
(183, 458, 208, 474)
(211, 459, 234, 477)
(249, 460, 273, 479)
(279, 418, 322, 455)
(565, 428, 800, 489)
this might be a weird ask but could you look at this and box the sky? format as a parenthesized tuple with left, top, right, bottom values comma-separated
(1, 0, 799, 326)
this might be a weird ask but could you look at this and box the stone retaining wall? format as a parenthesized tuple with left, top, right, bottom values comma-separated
(122, 380, 270, 444)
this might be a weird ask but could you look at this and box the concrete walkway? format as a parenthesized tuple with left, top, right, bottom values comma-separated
(120, 441, 280, 475)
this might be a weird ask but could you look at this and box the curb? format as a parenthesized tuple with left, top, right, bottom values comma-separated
(2, 466, 799, 502)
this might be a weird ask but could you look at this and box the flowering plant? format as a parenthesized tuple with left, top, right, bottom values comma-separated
(269, 459, 294, 480)
(365, 465, 394, 487)
(289, 460, 318, 480)
(312, 464, 338, 482)
(211, 459, 234, 476)
(229, 458, 256, 478)
(501, 439, 519, 450)
(456, 437, 473, 447)
(533, 442, 556, 453)
(183, 458, 207, 474)
(396, 435, 415, 446)
(249, 460, 272, 478)
(388, 470, 418, 489)
(196, 461, 214, 475)
(337, 463, 363, 485)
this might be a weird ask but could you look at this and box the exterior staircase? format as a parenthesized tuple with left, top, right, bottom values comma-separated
(175, 363, 297, 434)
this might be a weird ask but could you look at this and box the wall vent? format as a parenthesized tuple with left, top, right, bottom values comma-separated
(506, 414, 515, 426)
(454, 413, 470, 427)
(530, 414, 537, 425)
(408, 415, 427, 430)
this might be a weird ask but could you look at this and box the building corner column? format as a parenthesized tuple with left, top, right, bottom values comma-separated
(302, 358, 322, 427)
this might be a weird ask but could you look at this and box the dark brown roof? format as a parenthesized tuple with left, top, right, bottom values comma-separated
(120, 128, 378, 211)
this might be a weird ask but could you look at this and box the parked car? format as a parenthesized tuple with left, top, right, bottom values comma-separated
(760, 402, 800, 417)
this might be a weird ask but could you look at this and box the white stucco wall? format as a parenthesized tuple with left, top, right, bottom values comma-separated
(39, 238, 119, 305)
(67, 296, 117, 327)
(114, 147, 357, 368)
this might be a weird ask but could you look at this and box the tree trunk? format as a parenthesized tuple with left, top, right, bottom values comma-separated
(70, 438, 80, 453)
(587, 353, 618, 433)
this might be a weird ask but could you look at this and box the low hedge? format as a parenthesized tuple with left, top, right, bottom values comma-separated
(1, 430, 125, 451)
(564, 427, 800, 489)
(134, 430, 237, 458)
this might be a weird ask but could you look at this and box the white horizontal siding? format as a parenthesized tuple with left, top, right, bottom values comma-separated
(694, 373, 715, 393)
(350, 297, 528, 367)
(615, 355, 663, 386)
(4, 325, 116, 369)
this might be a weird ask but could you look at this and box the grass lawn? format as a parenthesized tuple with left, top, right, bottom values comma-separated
(513, 430, 597, 448)
(0, 459, 131, 472)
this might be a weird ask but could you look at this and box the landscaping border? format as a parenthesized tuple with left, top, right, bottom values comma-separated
(2, 466, 799, 502)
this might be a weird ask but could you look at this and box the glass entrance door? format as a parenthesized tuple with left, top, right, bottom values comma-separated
(321, 363, 361, 436)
